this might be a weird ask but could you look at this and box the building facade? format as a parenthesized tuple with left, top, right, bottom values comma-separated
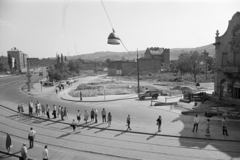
(108, 47, 170, 76)
(7, 47, 28, 73)
(214, 12, 240, 102)
(144, 47, 170, 67)
(0, 56, 10, 71)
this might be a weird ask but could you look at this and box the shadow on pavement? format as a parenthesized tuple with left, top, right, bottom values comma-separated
(146, 132, 159, 140)
(94, 126, 109, 134)
(56, 132, 72, 139)
(114, 130, 128, 137)
(172, 113, 240, 158)
(86, 123, 104, 130)
(135, 98, 153, 101)
(0, 151, 21, 159)
(44, 120, 62, 126)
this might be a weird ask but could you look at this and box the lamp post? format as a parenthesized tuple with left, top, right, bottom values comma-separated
(137, 49, 140, 93)
(26, 58, 31, 91)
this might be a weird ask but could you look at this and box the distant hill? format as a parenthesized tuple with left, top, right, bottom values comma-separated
(170, 44, 215, 60)
(68, 44, 215, 61)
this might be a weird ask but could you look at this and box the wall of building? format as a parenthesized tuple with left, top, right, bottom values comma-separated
(214, 12, 240, 100)
(122, 62, 136, 75)
(7, 48, 28, 72)
(0, 56, 10, 71)
(138, 59, 161, 74)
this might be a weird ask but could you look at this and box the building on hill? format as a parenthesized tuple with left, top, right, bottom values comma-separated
(108, 47, 170, 76)
(144, 47, 170, 67)
(7, 47, 28, 73)
(214, 12, 240, 103)
(108, 59, 166, 76)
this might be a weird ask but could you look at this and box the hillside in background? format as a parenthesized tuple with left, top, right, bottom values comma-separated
(68, 44, 215, 61)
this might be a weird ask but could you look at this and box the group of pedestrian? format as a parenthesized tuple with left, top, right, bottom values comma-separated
(17, 103, 24, 115)
(70, 108, 113, 132)
(55, 84, 65, 94)
(25, 100, 68, 121)
(5, 127, 49, 160)
(192, 114, 229, 137)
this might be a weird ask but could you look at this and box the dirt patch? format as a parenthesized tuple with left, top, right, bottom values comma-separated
(68, 75, 214, 98)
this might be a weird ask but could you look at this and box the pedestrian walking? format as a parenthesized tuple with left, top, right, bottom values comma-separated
(126, 115, 131, 130)
(61, 107, 64, 121)
(222, 117, 229, 136)
(80, 91, 82, 101)
(21, 103, 24, 113)
(156, 116, 162, 132)
(84, 110, 89, 124)
(101, 108, 107, 123)
(37, 102, 41, 116)
(65, 107, 68, 120)
(71, 119, 77, 132)
(55, 88, 58, 94)
(6, 133, 12, 153)
(107, 112, 112, 127)
(77, 110, 81, 124)
(192, 114, 199, 132)
(205, 119, 210, 136)
(52, 105, 57, 118)
(17, 104, 21, 115)
(28, 127, 36, 148)
(90, 109, 94, 122)
(35, 101, 38, 115)
(94, 108, 98, 123)
(57, 106, 61, 118)
(41, 103, 46, 117)
(29, 100, 33, 115)
(21, 143, 28, 160)
(42, 145, 49, 160)
(46, 104, 50, 119)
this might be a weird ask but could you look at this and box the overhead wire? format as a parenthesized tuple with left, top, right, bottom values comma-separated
(101, 0, 135, 60)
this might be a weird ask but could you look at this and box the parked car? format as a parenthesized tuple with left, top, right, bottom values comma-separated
(60, 81, 67, 86)
(138, 90, 159, 100)
(42, 81, 54, 86)
(66, 78, 74, 84)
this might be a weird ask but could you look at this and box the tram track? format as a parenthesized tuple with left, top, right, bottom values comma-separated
(0, 104, 240, 160)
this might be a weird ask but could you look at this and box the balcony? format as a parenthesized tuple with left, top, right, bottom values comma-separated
(222, 65, 240, 73)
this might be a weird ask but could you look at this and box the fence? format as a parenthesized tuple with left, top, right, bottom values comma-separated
(164, 94, 183, 103)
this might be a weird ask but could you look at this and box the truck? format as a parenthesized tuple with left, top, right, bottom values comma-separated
(138, 90, 159, 100)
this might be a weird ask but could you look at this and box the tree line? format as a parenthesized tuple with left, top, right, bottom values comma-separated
(169, 50, 215, 83)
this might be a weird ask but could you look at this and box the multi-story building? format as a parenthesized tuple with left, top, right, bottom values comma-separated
(7, 47, 28, 73)
(214, 12, 240, 103)
(0, 56, 10, 71)
(144, 47, 170, 67)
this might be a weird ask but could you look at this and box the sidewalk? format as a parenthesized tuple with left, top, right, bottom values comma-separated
(19, 77, 240, 142)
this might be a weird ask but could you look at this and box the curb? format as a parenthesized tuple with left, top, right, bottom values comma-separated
(0, 104, 239, 143)
(60, 96, 138, 103)
(20, 84, 35, 97)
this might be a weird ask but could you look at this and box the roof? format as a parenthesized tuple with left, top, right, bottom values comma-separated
(147, 47, 164, 55)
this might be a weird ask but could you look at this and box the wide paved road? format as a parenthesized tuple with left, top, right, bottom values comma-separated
(0, 74, 240, 160)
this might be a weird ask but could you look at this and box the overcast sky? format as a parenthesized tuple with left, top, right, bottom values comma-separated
(0, 0, 239, 58)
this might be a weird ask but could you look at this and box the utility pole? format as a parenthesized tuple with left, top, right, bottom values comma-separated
(26, 58, 31, 91)
(137, 49, 140, 93)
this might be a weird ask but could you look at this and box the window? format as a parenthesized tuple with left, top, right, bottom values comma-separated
(222, 53, 227, 65)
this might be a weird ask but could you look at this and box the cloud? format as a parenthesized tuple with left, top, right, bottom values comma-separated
(0, 19, 12, 27)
